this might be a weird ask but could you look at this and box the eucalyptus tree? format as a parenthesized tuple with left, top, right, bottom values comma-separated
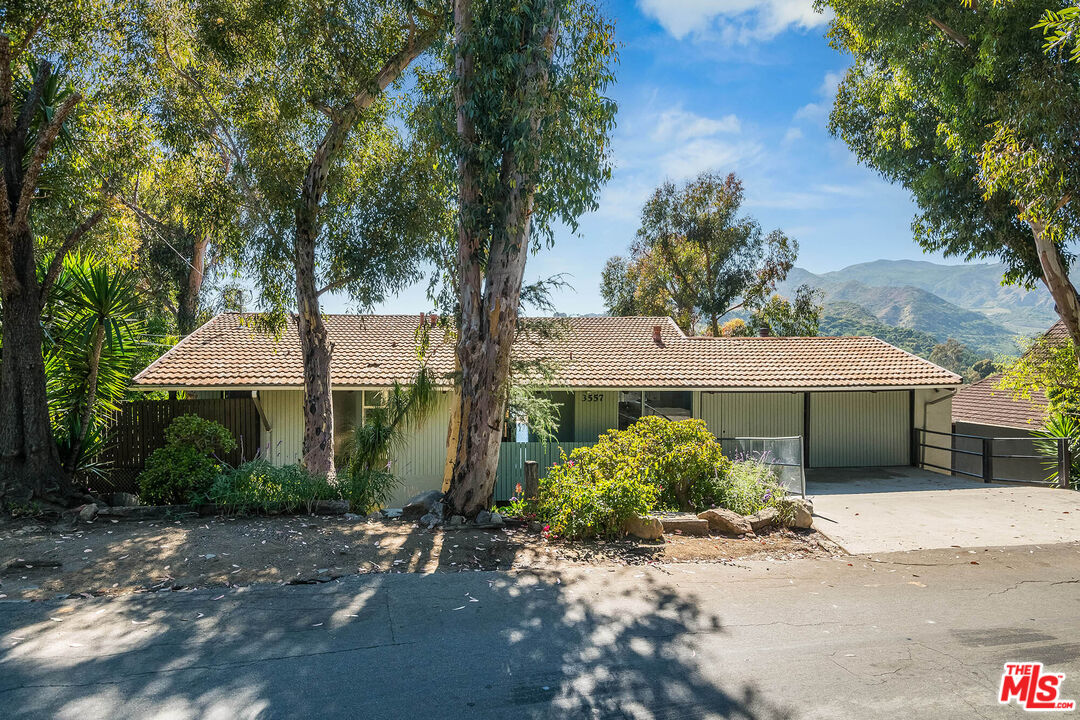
(152, 0, 452, 475)
(600, 172, 797, 337)
(441, 0, 618, 517)
(818, 0, 1080, 353)
(0, 2, 150, 503)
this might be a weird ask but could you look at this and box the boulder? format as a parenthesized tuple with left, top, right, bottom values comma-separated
(747, 506, 779, 532)
(475, 510, 492, 525)
(419, 512, 440, 528)
(623, 515, 663, 540)
(778, 497, 814, 529)
(658, 512, 709, 536)
(489, 512, 504, 527)
(383, 508, 403, 519)
(697, 508, 752, 535)
(313, 499, 350, 515)
(448, 515, 466, 526)
(402, 490, 444, 520)
(77, 504, 99, 522)
(108, 492, 141, 507)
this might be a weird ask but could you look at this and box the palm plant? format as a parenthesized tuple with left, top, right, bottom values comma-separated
(1031, 412, 1080, 490)
(46, 256, 146, 474)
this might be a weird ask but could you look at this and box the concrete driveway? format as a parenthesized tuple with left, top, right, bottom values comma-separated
(808, 467, 1080, 554)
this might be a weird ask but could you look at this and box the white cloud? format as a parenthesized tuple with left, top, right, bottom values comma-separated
(659, 137, 763, 179)
(792, 69, 843, 125)
(783, 127, 803, 144)
(651, 108, 741, 143)
(637, 0, 829, 42)
(793, 102, 825, 122)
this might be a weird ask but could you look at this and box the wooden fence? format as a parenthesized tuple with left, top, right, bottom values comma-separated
(92, 398, 262, 494)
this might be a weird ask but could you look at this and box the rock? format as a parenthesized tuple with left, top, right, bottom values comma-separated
(402, 490, 444, 520)
(475, 510, 492, 525)
(697, 508, 752, 535)
(383, 508, 403, 519)
(489, 512, 504, 527)
(313, 499, 350, 515)
(203, 553, 217, 560)
(343, 513, 361, 521)
(449, 515, 466, 526)
(366, 512, 384, 522)
(658, 512, 709, 536)
(77, 504, 99, 522)
(747, 506, 780, 532)
(108, 492, 141, 507)
(429, 501, 445, 521)
(623, 515, 663, 540)
(528, 520, 544, 534)
(778, 497, 814, 529)
(419, 512, 440, 528)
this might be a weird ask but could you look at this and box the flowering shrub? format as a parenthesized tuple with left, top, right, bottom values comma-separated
(535, 449, 659, 539)
(532, 417, 789, 539)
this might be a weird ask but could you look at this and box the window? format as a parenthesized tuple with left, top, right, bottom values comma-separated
(618, 390, 643, 431)
(644, 391, 692, 421)
(619, 390, 692, 430)
(362, 390, 387, 425)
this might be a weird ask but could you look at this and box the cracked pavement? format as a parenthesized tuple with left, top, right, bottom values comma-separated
(2, 543, 1080, 719)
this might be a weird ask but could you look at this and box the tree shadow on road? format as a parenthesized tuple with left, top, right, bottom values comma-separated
(0, 522, 796, 719)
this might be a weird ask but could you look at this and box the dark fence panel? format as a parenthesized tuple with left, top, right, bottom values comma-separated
(91, 398, 261, 495)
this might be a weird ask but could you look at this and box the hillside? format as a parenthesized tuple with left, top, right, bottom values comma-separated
(792, 260, 1060, 336)
(779, 271, 1020, 356)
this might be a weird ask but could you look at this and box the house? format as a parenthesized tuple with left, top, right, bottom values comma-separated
(951, 373, 1049, 483)
(132, 313, 961, 503)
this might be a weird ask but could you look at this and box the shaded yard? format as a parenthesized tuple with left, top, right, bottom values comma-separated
(0, 514, 839, 601)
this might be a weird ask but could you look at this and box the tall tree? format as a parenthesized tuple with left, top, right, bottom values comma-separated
(0, 3, 145, 503)
(153, 0, 451, 475)
(747, 285, 823, 337)
(601, 171, 797, 336)
(819, 0, 1080, 356)
(442, 0, 617, 516)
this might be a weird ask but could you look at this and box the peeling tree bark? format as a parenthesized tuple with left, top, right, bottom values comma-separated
(444, 0, 558, 517)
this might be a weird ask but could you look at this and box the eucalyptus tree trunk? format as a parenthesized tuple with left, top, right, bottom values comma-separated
(291, 24, 442, 477)
(176, 235, 209, 335)
(444, 0, 558, 517)
(1029, 213, 1080, 365)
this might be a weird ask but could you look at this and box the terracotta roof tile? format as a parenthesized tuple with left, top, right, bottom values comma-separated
(132, 313, 963, 390)
(952, 374, 1048, 430)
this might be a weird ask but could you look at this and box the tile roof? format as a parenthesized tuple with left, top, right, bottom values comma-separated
(132, 313, 963, 390)
(952, 374, 1048, 430)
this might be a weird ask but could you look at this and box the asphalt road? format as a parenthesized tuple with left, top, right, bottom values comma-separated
(3, 543, 1080, 719)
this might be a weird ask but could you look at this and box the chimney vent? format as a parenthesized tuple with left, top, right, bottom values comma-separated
(758, 326, 771, 337)
(419, 311, 427, 327)
(429, 313, 438, 328)
(652, 325, 662, 343)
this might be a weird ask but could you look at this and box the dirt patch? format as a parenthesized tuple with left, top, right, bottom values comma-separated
(0, 514, 841, 601)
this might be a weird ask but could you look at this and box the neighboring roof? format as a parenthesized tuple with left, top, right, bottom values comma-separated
(952, 374, 1049, 430)
(132, 313, 963, 390)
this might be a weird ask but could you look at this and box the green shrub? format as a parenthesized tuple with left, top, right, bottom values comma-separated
(138, 416, 237, 505)
(164, 414, 237, 456)
(209, 460, 337, 514)
(139, 445, 222, 505)
(531, 417, 792, 539)
(535, 450, 659, 540)
(336, 468, 401, 514)
(570, 416, 731, 511)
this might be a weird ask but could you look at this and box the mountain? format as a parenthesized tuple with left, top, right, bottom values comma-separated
(792, 260, 1059, 336)
(779, 269, 1020, 356)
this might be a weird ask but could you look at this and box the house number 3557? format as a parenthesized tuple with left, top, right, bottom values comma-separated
(581, 392, 604, 402)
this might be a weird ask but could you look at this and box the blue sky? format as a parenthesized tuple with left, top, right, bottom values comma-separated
(344, 0, 956, 316)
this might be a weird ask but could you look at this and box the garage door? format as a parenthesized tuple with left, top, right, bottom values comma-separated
(700, 392, 803, 438)
(810, 391, 909, 467)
